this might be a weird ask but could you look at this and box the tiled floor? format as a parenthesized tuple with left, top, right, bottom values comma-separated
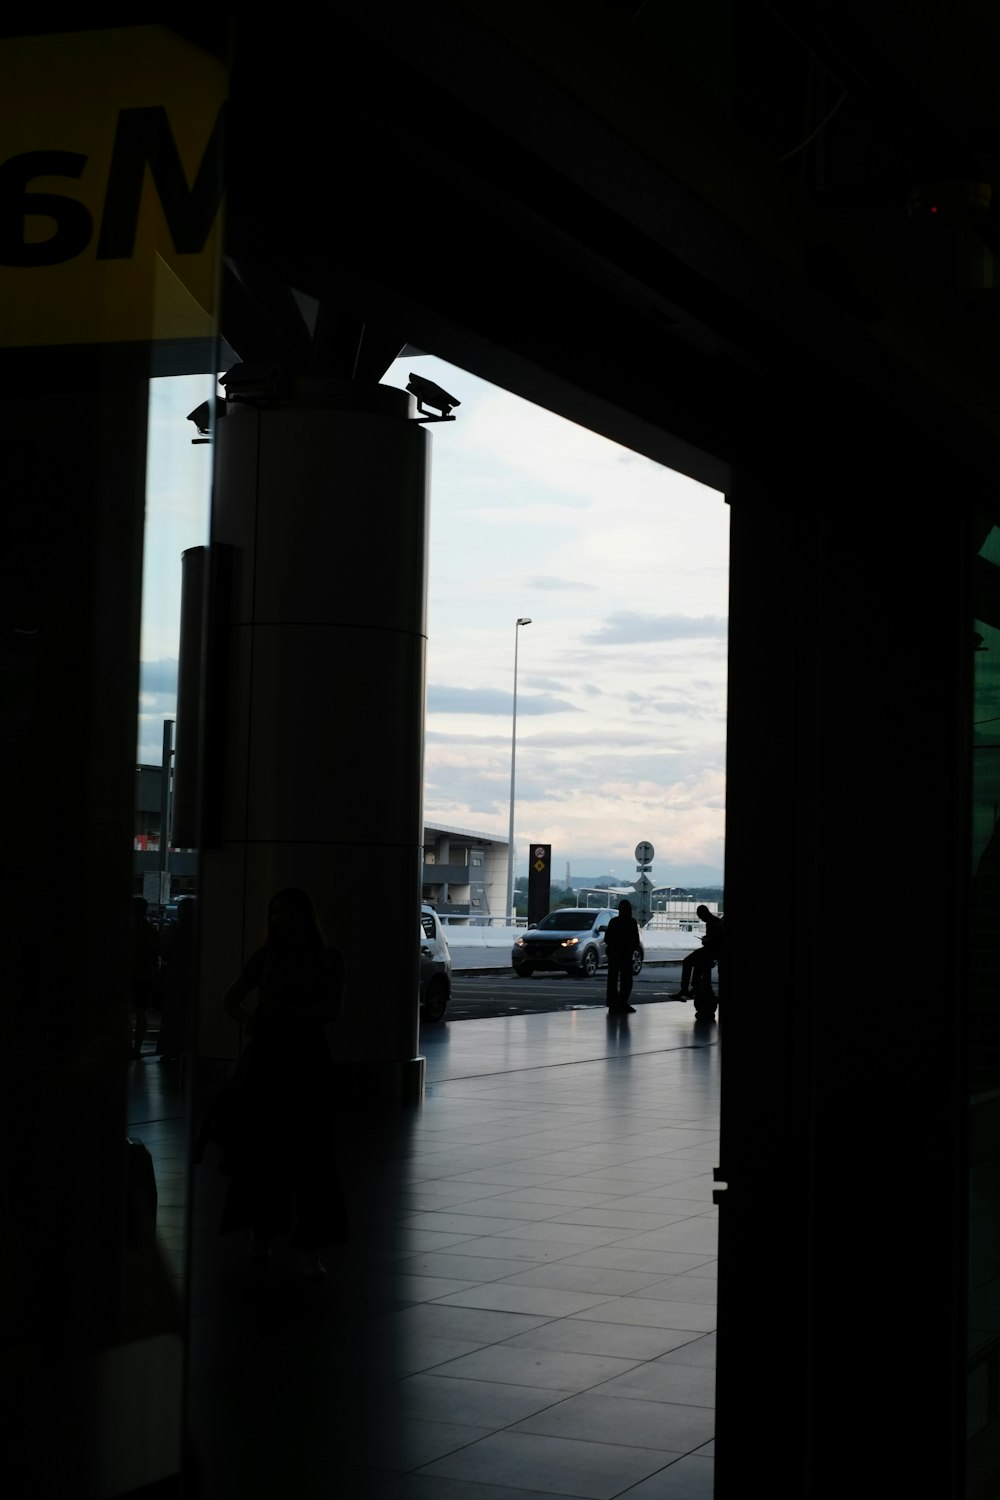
(128, 997, 720, 1499)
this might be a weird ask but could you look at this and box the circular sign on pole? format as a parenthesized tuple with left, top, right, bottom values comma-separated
(634, 841, 654, 865)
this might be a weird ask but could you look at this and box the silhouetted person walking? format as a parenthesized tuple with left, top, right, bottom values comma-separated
(194, 887, 347, 1279)
(605, 898, 641, 1014)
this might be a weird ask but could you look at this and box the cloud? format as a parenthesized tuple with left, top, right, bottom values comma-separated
(420, 748, 728, 872)
(137, 712, 172, 764)
(522, 673, 582, 692)
(527, 575, 600, 593)
(427, 685, 579, 716)
(622, 694, 707, 717)
(585, 612, 728, 645)
(140, 658, 179, 695)
(136, 657, 179, 763)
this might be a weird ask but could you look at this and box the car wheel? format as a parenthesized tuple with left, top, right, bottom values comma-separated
(580, 947, 599, 978)
(421, 977, 449, 1023)
(513, 964, 534, 978)
(632, 951, 643, 976)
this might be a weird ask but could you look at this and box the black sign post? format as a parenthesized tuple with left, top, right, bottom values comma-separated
(527, 844, 551, 927)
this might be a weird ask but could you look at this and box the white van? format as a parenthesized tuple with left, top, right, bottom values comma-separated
(419, 904, 452, 1022)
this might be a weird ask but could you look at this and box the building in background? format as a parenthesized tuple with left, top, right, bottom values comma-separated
(421, 822, 507, 922)
(133, 764, 196, 906)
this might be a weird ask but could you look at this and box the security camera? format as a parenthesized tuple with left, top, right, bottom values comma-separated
(187, 401, 212, 436)
(406, 373, 461, 421)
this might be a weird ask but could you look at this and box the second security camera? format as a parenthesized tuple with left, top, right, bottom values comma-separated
(406, 373, 461, 421)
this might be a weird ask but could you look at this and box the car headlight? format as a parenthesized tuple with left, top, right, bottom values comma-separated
(514, 937, 525, 948)
(560, 937, 579, 948)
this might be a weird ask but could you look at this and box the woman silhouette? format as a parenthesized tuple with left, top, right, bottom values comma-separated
(196, 887, 347, 1279)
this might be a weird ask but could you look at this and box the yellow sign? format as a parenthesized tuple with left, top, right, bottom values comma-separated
(0, 26, 227, 347)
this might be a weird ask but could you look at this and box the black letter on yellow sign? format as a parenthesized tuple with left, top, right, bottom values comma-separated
(97, 102, 226, 259)
(0, 151, 92, 266)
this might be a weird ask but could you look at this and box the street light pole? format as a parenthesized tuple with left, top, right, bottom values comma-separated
(506, 617, 532, 922)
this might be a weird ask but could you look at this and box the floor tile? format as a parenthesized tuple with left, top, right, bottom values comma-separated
(392, 1228, 492, 1252)
(418, 1429, 680, 1499)
(495, 1263, 668, 1297)
(492, 1187, 621, 1209)
(354, 1416, 496, 1470)
(510, 1390, 715, 1452)
(596, 1361, 717, 1408)
(398, 1182, 518, 1208)
(371, 1371, 567, 1428)
(494, 1221, 639, 1248)
(401, 1211, 540, 1236)
(430, 1344, 643, 1392)
(451, 1198, 575, 1222)
(450, 1236, 597, 1263)
(150, 1000, 721, 1496)
(434, 1283, 618, 1317)
(501, 1321, 704, 1362)
(606, 1196, 711, 1216)
(450, 1168, 572, 1187)
(613, 1225, 718, 1255)
(545, 1208, 694, 1231)
(365, 1273, 481, 1301)
(635, 1274, 718, 1305)
(572, 1298, 717, 1332)
(655, 1334, 716, 1370)
(398, 1251, 549, 1281)
(345, 1332, 496, 1376)
(559, 1248, 716, 1276)
(623, 1453, 715, 1497)
(374, 1476, 592, 1499)
(368, 1302, 556, 1345)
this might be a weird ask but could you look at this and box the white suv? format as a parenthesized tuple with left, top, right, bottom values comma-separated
(419, 904, 452, 1022)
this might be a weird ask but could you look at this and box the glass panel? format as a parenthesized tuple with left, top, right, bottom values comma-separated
(0, 24, 226, 1497)
(130, 372, 215, 1285)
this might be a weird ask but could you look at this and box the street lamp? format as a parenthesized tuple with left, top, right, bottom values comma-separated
(506, 617, 532, 922)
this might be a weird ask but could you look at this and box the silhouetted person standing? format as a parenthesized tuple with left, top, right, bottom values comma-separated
(195, 887, 347, 1279)
(605, 898, 641, 1014)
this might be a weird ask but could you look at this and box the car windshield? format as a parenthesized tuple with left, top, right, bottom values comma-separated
(535, 910, 601, 931)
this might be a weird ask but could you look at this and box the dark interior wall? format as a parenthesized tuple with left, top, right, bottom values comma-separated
(0, 351, 150, 1486)
(719, 448, 970, 1495)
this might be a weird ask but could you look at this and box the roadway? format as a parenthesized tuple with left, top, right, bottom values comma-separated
(438, 959, 702, 1020)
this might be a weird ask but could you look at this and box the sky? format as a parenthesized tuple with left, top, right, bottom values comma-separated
(139, 354, 729, 887)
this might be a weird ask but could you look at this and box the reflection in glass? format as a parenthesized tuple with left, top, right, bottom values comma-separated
(967, 522, 1000, 1483)
(129, 375, 214, 1294)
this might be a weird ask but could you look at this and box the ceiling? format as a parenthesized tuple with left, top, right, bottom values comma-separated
(183, 1, 1000, 492)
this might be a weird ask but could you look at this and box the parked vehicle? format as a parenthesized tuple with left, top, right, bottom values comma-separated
(512, 907, 643, 979)
(420, 903, 452, 1021)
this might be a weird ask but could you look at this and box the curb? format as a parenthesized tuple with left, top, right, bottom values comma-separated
(452, 958, 682, 977)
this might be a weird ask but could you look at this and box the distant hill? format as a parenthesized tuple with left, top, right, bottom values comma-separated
(569, 868, 724, 890)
